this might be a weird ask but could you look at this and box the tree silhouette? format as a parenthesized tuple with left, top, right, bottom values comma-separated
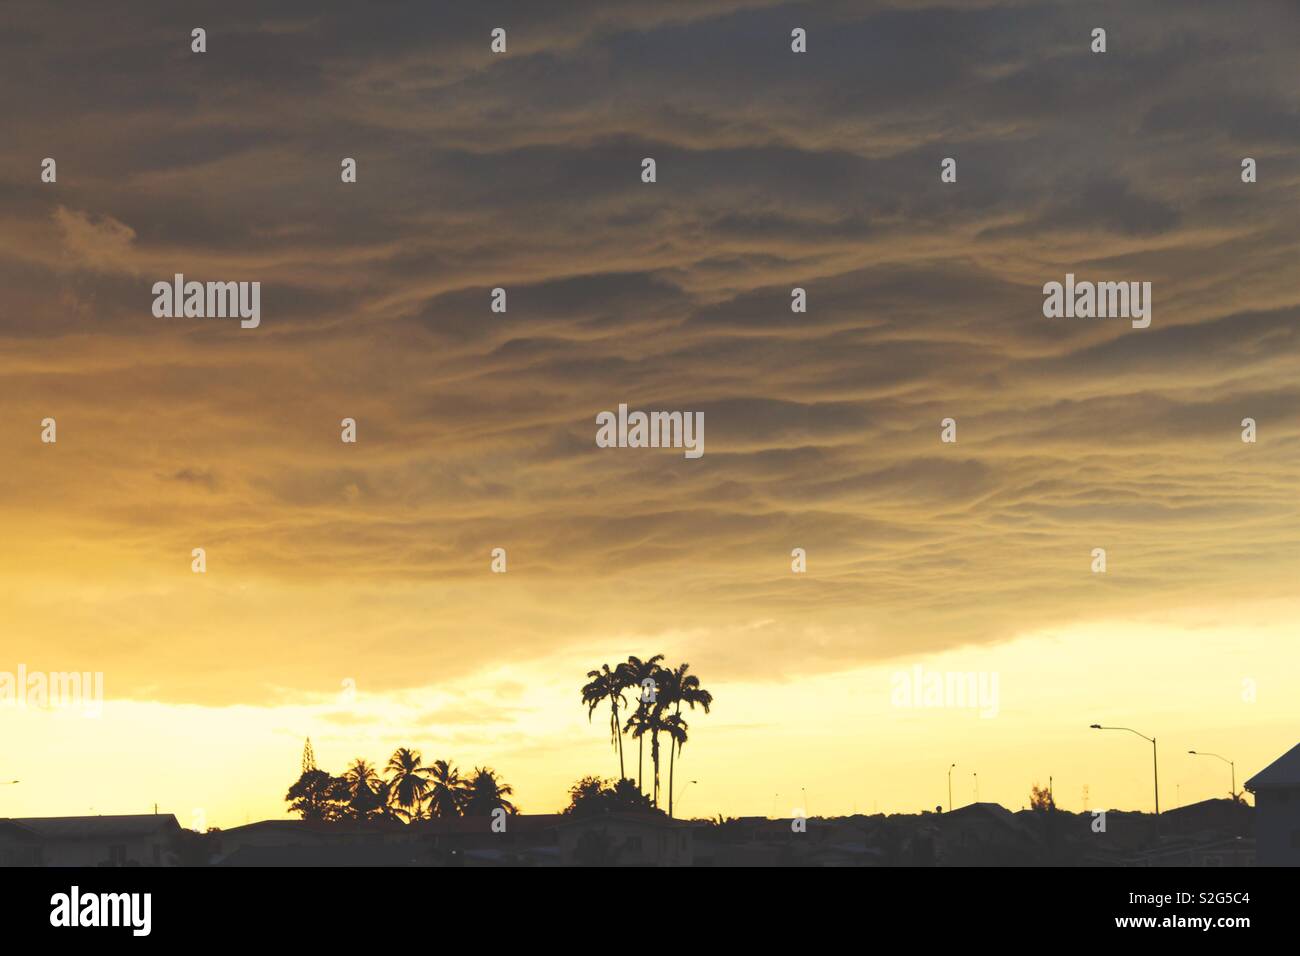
(657, 662, 713, 818)
(385, 747, 430, 820)
(462, 767, 518, 816)
(1030, 783, 1056, 812)
(285, 751, 521, 824)
(424, 759, 467, 819)
(342, 758, 383, 820)
(622, 654, 664, 794)
(563, 775, 656, 817)
(662, 712, 689, 818)
(624, 700, 667, 808)
(565, 775, 607, 812)
(609, 775, 651, 811)
(371, 779, 402, 822)
(581, 663, 630, 780)
(285, 768, 346, 822)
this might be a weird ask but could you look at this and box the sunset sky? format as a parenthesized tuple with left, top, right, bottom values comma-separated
(1, 0, 1297, 828)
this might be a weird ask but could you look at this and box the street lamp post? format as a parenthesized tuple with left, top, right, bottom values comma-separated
(1188, 751, 1236, 801)
(1091, 724, 1159, 833)
(948, 763, 956, 813)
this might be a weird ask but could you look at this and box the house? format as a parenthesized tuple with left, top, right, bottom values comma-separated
(0, 814, 180, 867)
(556, 811, 694, 866)
(0, 821, 42, 866)
(693, 815, 813, 866)
(214, 814, 565, 867)
(407, 813, 563, 866)
(1161, 797, 1252, 838)
(1244, 741, 1300, 866)
(211, 819, 398, 864)
(217, 843, 428, 866)
(936, 803, 1040, 865)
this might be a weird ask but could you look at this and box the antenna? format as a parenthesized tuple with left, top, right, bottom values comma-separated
(302, 737, 317, 774)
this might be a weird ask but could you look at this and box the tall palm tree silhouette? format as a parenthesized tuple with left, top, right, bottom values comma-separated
(581, 663, 630, 780)
(385, 747, 429, 821)
(658, 662, 713, 818)
(424, 759, 466, 819)
(662, 712, 689, 817)
(622, 654, 664, 793)
(462, 767, 518, 816)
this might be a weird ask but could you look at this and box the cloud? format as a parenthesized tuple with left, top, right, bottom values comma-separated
(53, 206, 141, 274)
(0, 0, 1296, 707)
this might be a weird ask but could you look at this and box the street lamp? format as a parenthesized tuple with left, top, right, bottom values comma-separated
(947, 763, 956, 812)
(1188, 751, 1236, 801)
(1091, 724, 1159, 823)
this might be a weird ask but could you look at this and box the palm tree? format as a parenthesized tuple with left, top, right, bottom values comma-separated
(342, 758, 382, 820)
(581, 663, 630, 780)
(371, 779, 402, 822)
(343, 757, 379, 792)
(424, 759, 466, 818)
(657, 662, 713, 818)
(462, 767, 518, 816)
(385, 747, 429, 820)
(662, 712, 689, 817)
(622, 654, 664, 793)
(624, 703, 667, 808)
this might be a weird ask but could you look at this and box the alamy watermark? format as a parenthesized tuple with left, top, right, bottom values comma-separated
(1043, 273, 1151, 329)
(595, 403, 704, 459)
(891, 665, 999, 718)
(0, 665, 104, 717)
(152, 274, 260, 329)
(50, 886, 150, 936)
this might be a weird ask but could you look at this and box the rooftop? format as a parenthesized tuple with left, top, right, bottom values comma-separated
(0, 814, 180, 839)
(1244, 742, 1300, 791)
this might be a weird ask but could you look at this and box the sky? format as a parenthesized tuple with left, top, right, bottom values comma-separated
(1, 0, 1297, 828)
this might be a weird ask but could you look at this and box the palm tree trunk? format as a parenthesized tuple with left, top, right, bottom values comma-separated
(652, 731, 660, 808)
(668, 701, 680, 818)
(638, 736, 644, 793)
(668, 737, 676, 818)
(614, 702, 625, 779)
